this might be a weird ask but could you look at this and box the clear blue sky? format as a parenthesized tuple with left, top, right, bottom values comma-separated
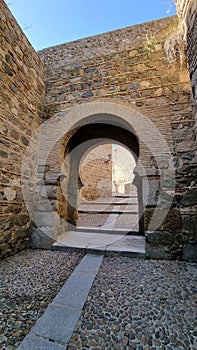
(7, 0, 176, 51)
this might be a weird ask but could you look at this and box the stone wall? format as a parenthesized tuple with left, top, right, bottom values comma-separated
(175, 0, 197, 114)
(173, 0, 197, 261)
(39, 16, 194, 171)
(0, 0, 45, 258)
(38, 16, 197, 261)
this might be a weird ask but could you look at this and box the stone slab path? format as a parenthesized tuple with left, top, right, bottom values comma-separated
(17, 254, 103, 350)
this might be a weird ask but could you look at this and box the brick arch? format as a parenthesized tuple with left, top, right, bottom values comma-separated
(22, 99, 173, 248)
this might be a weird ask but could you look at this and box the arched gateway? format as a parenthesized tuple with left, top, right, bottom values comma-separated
(22, 99, 176, 257)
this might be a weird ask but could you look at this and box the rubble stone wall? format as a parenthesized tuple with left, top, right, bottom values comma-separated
(173, 0, 197, 261)
(0, 0, 45, 258)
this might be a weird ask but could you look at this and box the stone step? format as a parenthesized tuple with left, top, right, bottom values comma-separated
(78, 209, 138, 214)
(76, 227, 140, 235)
(80, 201, 138, 205)
(53, 231, 145, 257)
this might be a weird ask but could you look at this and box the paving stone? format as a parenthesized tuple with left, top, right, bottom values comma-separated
(31, 304, 81, 344)
(17, 334, 66, 350)
(74, 254, 103, 274)
(53, 271, 96, 309)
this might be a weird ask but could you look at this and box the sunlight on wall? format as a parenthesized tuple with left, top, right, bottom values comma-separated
(112, 144, 136, 194)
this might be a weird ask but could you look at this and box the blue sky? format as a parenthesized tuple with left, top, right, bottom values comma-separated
(7, 0, 176, 51)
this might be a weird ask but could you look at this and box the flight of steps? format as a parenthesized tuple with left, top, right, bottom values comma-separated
(77, 191, 139, 234)
(53, 191, 145, 256)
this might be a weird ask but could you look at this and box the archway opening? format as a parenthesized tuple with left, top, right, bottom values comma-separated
(63, 121, 143, 234)
(77, 142, 139, 232)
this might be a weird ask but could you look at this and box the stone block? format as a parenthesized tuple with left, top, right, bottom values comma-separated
(143, 178, 160, 206)
(31, 304, 81, 344)
(17, 333, 66, 350)
(74, 254, 103, 274)
(34, 200, 58, 212)
(180, 189, 197, 206)
(30, 229, 55, 249)
(40, 185, 57, 199)
(37, 165, 50, 174)
(32, 212, 58, 227)
(182, 243, 197, 262)
(144, 208, 182, 232)
(53, 271, 95, 309)
(45, 173, 61, 184)
(182, 214, 197, 233)
(145, 231, 174, 246)
(145, 244, 173, 260)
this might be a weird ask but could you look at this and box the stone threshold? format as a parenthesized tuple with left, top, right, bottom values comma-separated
(53, 231, 145, 257)
(78, 209, 138, 214)
(76, 226, 140, 234)
(16, 254, 104, 350)
(80, 201, 138, 205)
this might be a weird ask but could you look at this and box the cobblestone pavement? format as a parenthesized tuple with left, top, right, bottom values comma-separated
(68, 257, 197, 350)
(0, 249, 84, 350)
(77, 213, 109, 227)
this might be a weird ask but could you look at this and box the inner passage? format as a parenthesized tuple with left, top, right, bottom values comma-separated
(77, 143, 139, 232)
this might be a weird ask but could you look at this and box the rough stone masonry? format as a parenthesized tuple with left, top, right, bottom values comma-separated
(0, 0, 196, 261)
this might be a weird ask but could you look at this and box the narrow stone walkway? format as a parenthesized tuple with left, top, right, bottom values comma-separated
(17, 254, 103, 350)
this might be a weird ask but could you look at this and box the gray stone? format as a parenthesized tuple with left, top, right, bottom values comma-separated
(182, 244, 197, 262)
(81, 90, 93, 98)
(145, 231, 174, 246)
(143, 178, 160, 206)
(145, 244, 173, 260)
(53, 271, 95, 309)
(32, 212, 59, 227)
(40, 185, 57, 199)
(74, 254, 103, 275)
(17, 334, 65, 350)
(2, 61, 13, 76)
(30, 229, 54, 249)
(31, 303, 81, 344)
(182, 214, 197, 233)
(34, 200, 58, 212)
(37, 165, 50, 174)
(180, 189, 197, 206)
(84, 67, 96, 73)
(45, 173, 61, 184)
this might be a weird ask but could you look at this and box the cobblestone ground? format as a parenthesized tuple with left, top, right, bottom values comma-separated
(77, 213, 109, 227)
(68, 257, 197, 350)
(0, 249, 84, 350)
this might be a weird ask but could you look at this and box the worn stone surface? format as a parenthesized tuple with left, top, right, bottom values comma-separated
(31, 303, 81, 344)
(17, 334, 66, 350)
(30, 229, 55, 249)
